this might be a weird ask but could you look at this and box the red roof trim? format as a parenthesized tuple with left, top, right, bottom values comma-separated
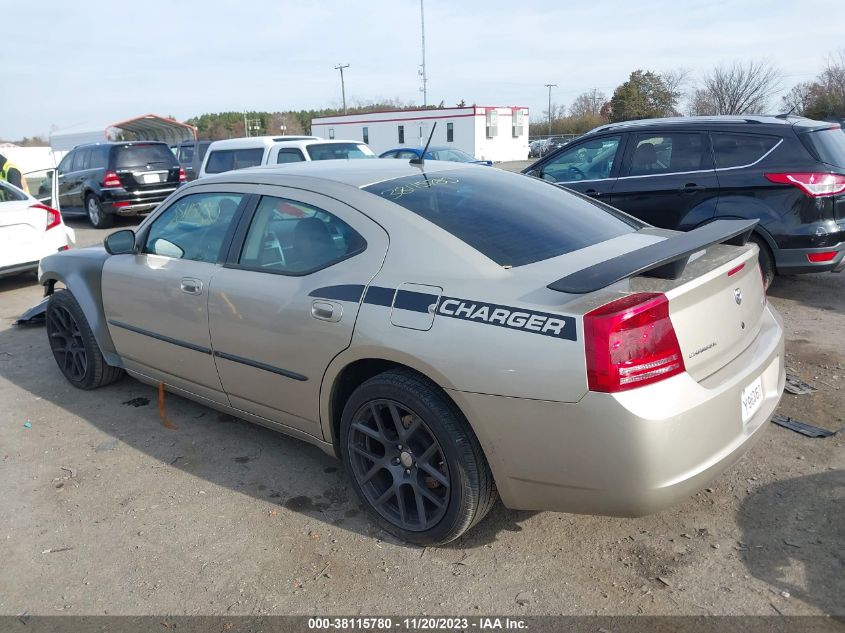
(312, 113, 480, 126)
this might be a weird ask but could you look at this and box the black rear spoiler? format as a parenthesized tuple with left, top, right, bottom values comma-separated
(548, 219, 758, 294)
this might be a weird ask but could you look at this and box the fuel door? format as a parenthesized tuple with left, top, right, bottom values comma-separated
(390, 283, 442, 331)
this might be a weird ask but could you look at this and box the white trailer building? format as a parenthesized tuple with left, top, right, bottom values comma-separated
(310, 106, 529, 162)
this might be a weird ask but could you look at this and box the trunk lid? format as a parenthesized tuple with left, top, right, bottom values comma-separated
(0, 201, 45, 266)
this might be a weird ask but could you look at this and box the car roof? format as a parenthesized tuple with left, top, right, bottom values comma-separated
(585, 114, 831, 136)
(272, 139, 366, 149)
(74, 141, 170, 149)
(198, 157, 477, 189)
(206, 136, 319, 150)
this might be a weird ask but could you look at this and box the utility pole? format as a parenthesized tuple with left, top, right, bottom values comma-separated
(419, 0, 428, 106)
(334, 63, 350, 114)
(544, 84, 557, 136)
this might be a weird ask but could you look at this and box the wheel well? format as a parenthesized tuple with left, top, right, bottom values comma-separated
(329, 359, 451, 452)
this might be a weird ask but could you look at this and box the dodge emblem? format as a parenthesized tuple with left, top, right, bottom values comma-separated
(734, 288, 743, 305)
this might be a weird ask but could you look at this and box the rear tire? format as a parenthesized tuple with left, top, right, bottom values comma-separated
(751, 234, 775, 290)
(85, 193, 114, 229)
(46, 290, 123, 389)
(339, 369, 497, 545)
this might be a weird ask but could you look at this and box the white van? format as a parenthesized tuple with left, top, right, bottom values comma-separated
(198, 136, 376, 178)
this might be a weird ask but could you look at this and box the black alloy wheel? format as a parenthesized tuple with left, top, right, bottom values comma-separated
(348, 399, 450, 532)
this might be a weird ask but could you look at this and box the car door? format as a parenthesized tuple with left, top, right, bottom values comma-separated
(207, 187, 389, 436)
(526, 135, 625, 201)
(101, 188, 250, 404)
(610, 131, 718, 230)
(55, 153, 74, 211)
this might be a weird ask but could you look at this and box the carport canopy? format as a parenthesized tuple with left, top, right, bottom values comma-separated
(108, 114, 196, 145)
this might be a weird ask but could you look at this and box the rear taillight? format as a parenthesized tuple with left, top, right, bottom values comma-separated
(31, 203, 61, 230)
(807, 251, 837, 263)
(584, 293, 685, 393)
(178, 167, 186, 183)
(102, 170, 122, 188)
(765, 172, 845, 197)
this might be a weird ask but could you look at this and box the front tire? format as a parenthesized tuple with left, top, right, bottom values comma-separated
(85, 193, 114, 229)
(46, 290, 123, 389)
(340, 369, 497, 545)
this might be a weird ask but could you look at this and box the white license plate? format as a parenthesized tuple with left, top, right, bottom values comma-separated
(740, 376, 764, 425)
(142, 173, 160, 184)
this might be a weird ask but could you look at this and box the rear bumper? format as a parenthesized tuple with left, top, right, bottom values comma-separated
(100, 186, 179, 216)
(773, 241, 845, 274)
(449, 304, 785, 516)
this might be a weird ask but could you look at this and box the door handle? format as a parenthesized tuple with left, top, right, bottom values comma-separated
(311, 300, 342, 322)
(679, 183, 705, 194)
(584, 188, 601, 197)
(180, 277, 203, 295)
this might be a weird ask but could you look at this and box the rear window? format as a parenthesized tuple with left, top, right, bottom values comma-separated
(363, 169, 640, 267)
(800, 127, 845, 168)
(114, 144, 177, 169)
(204, 148, 265, 174)
(306, 143, 375, 161)
(712, 133, 779, 169)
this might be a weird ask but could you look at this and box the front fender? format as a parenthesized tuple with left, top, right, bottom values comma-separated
(38, 247, 122, 368)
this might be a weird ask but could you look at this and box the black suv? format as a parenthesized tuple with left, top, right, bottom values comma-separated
(56, 141, 184, 228)
(523, 115, 845, 285)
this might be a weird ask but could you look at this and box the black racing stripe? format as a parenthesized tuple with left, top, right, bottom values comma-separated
(213, 351, 308, 382)
(308, 284, 365, 302)
(394, 290, 439, 313)
(108, 320, 212, 355)
(363, 285, 396, 307)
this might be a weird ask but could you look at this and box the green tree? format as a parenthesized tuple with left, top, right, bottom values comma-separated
(609, 70, 678, 122)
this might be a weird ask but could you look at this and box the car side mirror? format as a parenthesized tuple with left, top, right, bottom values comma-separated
(104, 230, 136, 255)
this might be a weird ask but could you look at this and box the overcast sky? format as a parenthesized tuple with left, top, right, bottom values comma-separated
(2, 0, 842, 139)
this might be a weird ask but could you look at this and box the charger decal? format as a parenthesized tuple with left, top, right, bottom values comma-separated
(436, 297, 576, 341)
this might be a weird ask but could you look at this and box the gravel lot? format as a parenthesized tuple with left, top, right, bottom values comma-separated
(0, 209, 842, 618)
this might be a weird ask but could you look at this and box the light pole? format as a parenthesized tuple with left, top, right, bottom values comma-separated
(334, 63, 350, 114)
(419, 0, 428, 106)
(544, 83, 557, 136)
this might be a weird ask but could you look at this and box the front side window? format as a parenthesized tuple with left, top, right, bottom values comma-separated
(276, 148, 305, 164)
(144, 192, 243, 262)
(238, 196, 366, 274)
(398, 125, 405, 144)
(712, 133, 780, 169)
(627, 133, 707, 176)
(539, 135, 621, 183)
(204, 148, 264, 174)
(447, 122, 454, 142)
(305, 143, 375, 161)
(364, 168, 639, 267)
(430, 149, 475, 163)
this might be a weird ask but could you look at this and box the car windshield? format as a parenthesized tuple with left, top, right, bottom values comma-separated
(114, 144, 176, 169)
(430, 149, 476, 162)
(306, 143, 376, 161)
(801, 127, 845, 168)
(363, 169, 640, 267)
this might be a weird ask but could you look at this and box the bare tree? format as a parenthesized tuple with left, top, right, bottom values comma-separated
(661, 68, 691, 112)
(781, 82, 815, 115)
(569, 89, 606, 118)
(693, 61, 783, 115)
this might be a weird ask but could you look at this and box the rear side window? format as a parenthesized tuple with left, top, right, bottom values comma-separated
(114, 144, 177, 169)
(627, 133, 707, 175)
(0, 180, 28, 202)
(89, 146, 109, 169)
(70, 148, 89, 172)
(800, 127, 845, 168)
(712, 133, 779, 169)
(204, 148, 264, 174)
(276, 148, 305, 164)
(305, 143, 375, 161)
(363, 169, 640, 267)
(239, 196, 366, 274)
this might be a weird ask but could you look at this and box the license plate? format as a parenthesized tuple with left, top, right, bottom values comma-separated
(740, 376, 764, 425)
(142, 173, 160, 184)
